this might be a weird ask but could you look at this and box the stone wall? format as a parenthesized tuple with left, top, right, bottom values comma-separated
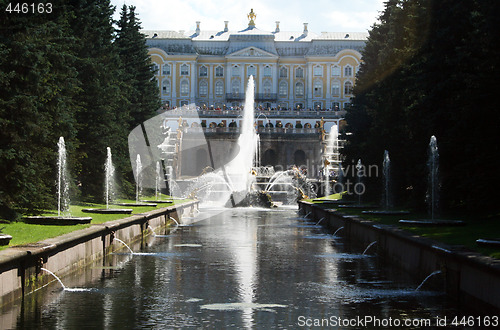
(299, 201, 500, 314)
(0, 201, 198, 307)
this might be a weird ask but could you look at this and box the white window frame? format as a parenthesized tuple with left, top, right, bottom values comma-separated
(279, 81, 287, 97)
(295, 82, 304, 97)
(331, 65, 340, 76)
(344, 65, 353, 77)
(180, 64, 189, 76)
(215, 66, 224, 77)
(180, 79, 189, 95)
(215, 81, 224, 96)
(199, 66, 208, 77)
(263, 65, 271, 77)
(162, 79, 170, 95)
(279, 67, 288, 78)
(295, 67, 304, 78)
(199, 80, 208, 96)
(313, 65, 323, 77)
(344, 81, 353, 95)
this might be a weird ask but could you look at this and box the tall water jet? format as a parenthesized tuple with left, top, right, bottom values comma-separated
(427, 136, 439, 220)
(225, 76, 258, 196)
(356, 159, 363, 206)
(382, 150, 391, 210)
(57, 137, 70, 216)
(155, 161, 161, 200)
(136, 154, 143, 203)
(104, 147, 115, 209)
(323, 125, 339, 196)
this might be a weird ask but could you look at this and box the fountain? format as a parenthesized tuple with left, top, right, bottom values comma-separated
(41, 267, 66, 290)
(24, 137, 92, 225)
(115, 154, 157, 207)
(362, 150, 409, 215)
(136, 154, 142, 203)
(82, 147, 133, 214)
(333, 226, 344, 236)
(415, 270, 442, 291)
(316, 217, 326, 226)
(399, 136, 464, 226)
(337, 159, 376, 210)
(427, 135, 439, 220)
(223, 76, 259, 206)
(323, 125, 340, 196)
(362, 241, 377, 255)
(114, 238, 135, 254)
(57, 137, 70, 216)
(141, 161, 173, 204)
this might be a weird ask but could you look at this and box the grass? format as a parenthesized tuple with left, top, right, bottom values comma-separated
(307, 196, 500, 259)
(0, 197, 192, 251)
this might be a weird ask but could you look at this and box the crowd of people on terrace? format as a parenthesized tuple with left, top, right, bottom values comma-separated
(160, 103, 343, 112)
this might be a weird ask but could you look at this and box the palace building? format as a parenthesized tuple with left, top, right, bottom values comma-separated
(144, 9, 367, 110)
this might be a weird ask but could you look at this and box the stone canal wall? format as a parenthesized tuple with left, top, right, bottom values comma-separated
(299, 201, 500, 313)
(0, 200, 198, 307)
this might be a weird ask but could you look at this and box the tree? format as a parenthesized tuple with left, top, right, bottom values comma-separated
(0, 0, 79, 218)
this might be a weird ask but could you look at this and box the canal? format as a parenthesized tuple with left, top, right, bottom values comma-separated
(6, 206, 458, 328)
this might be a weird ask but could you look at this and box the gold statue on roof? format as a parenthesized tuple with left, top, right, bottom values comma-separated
(247, 9, 256, 27)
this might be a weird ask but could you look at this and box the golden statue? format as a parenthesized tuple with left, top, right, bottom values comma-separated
(247, 9, 256, 27)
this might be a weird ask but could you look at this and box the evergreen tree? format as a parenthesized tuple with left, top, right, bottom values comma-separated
(345, 0, 500, 214)
(115, 4, 160, 129)
(0, 0, 79, 218)
(66, 0, 130, 200)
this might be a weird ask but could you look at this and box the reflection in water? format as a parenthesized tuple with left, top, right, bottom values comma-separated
(2, 207, 459, 328)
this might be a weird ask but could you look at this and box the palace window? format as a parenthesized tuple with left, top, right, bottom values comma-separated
(199, 81, 208, 96)
(180, 80, 189, 95)
(263, 80, 272, 96)
(344, 65, 353, 77)
(162, 64, 171, 75)
(180, 64, 189, 76)
(344, 81, 353, 95)
(199, 66, 208, 77)
(295, 67, 304, 78)
(231, 80, 240, 94)
(247, 65, 256, 77)
(314, 65, 323, 76)
(162, 79, 170, 95)
(314, 102, 322, 110)
(279, 67, 288, 78)
(331, 82, 340, 95)
(295, 82, 304, 97)
(331, 65, 340, 76)
(314, 80, 322, 96)
(215, 66, 224, 77)
(232, 66, 240, 77)
(332, 102, 340, 110)
(264, 66, 271, 77)
(279, 81, 287, 97)
(152, 63, 159, 74)
(215, 81, 224, 96)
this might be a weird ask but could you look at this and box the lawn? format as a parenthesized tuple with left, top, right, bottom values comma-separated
(307, 196, 500, 259)
(0, 197, 192, 251)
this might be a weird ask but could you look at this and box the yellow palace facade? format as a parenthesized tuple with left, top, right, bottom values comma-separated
(144, 10, 367, 110)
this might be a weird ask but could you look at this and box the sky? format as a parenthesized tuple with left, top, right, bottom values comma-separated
(110, 0, 386, 33)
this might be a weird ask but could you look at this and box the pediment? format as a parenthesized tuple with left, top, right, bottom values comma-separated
(226, 46, 278, 58)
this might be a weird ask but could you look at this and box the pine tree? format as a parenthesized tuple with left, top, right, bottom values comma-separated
(66, 0, 130, 200)
(115, 5, 160, 128)
(0, 0, 80, 218)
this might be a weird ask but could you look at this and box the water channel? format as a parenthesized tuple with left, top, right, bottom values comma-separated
(5, 206, 458, 328)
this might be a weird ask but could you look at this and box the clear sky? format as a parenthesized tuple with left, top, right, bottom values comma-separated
(110, 0, 385, 33)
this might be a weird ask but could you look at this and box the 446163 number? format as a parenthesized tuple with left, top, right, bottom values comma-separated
(5, 2, 52, 14)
